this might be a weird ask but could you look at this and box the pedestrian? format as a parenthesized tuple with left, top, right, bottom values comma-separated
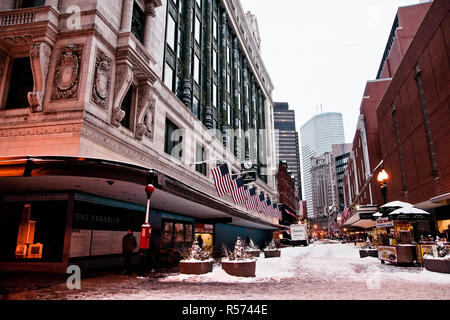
(122, 229, 137, 274)
(197, 235, 204, 248)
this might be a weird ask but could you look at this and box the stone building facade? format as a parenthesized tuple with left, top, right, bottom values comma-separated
(0, 0, 279, 273)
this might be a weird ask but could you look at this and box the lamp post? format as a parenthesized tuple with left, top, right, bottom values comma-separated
(377, 169, 389, 205)
(139, 184, 155, 274)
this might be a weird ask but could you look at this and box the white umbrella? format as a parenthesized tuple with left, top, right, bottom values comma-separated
(379, 201, 414, 216)
(372, 212, 383, 221)
(388, 207, 430, 220)
(380, 201, 414, 209)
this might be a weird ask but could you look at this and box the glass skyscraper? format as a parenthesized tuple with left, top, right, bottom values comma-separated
(274, 102, 302, 200)
(300, 112, 345, 217)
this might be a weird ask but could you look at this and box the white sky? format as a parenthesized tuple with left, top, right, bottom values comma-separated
(241, 0, 422, 143)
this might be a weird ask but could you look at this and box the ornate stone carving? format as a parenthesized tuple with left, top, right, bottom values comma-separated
(111, 63, 133, 127)
(52, 43, 83, 101)
(91, 49, 112, 109)
(27, 41, 52, 112)
(135, 83, 155, 141)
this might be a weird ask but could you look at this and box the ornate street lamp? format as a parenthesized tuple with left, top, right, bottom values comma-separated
(377, 169, 389, 204)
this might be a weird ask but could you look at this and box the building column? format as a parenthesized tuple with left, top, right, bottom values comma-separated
(204, 0, 213, 129)
(242, 60, 249, 161)
(121, 0, 134, 32)
(232, 37, 241, 159)
(181, 0, 193, 108)
(220, 11, 228, 148)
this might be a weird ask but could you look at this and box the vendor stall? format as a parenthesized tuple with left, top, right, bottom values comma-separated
(374, 204, 431, 266)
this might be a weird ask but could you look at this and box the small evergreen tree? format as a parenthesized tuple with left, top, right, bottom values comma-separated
(265, 239, 277, 251)
(245, 239, 258, 251)
(436, 237, 449, 258)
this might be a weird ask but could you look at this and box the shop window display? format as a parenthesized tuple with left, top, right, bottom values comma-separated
(0, 201, 67, 262)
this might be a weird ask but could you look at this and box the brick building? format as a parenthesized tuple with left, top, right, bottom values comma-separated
(376, 0, 450, 236)
(277, 161, 298, 226)
(341, 1, 436, 230)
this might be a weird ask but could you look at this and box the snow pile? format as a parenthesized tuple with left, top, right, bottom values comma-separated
(159, 247, 300, 283)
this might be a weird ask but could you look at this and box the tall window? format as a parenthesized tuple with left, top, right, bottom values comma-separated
(196, 144, 207, 175)
(165, 118, 183, 161)
(194, 16, 201, 44)
(193, 97, 199, 118)
(19, 0, 45, 7)
(166, 13, 177, 51)
(193, 54, 200, 84)
(5, 57, 34, 110)
(120, 86, 134, 129)
(164, 62, 174, 91)
(131, 1, 146, 43)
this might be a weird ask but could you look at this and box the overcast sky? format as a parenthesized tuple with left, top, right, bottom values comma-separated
(241, 0, 422, 143)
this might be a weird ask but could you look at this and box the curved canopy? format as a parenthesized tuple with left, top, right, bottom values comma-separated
(388, 207, 430, 220)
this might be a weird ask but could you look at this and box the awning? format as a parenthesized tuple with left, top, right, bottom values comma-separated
(343, 210, 376, 229)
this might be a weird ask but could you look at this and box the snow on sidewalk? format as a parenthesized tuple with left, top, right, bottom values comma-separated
(157, 242, 450, 285)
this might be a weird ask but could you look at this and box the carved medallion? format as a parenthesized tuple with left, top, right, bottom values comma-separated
(92, 49, 112, 109)
(52, 43, 83, 100)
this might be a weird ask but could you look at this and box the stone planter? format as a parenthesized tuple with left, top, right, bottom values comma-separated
(263, 250, 281, 258)
(179, 260, 214, 275)
(245, 250, 260, 258)
(423, 258, 450, 274)
(221, 259, 256, 277)
(359, 249, 378, 258)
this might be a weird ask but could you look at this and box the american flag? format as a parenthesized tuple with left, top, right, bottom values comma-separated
(245, 187, 258, 211)
(231, 177, 248, 205)
(273, 203, 281, 219)
(211, 163, 233, 197)
(265, 199, 272, 216)
(257, 194, 266, 214)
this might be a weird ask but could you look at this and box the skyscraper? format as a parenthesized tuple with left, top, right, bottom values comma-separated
(274, 102, 302, 200)
(300, 112, 345, 217)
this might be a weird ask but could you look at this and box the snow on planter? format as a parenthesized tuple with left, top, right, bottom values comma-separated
(221, 237, 256, 277)
(178, 238, 214, 275)
(263, 239, 281, 258)
(245, 239, 261, 258)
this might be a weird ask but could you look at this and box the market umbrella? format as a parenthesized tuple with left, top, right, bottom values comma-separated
(379, 201, 414, 217)
(372, 212, 382, 221)
(388, 207, 430, 221)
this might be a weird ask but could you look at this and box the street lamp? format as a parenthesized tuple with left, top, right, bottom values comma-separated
(377, 169, 389, 204)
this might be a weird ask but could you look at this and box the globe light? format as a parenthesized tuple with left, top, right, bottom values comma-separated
(377, 169, 389, 183)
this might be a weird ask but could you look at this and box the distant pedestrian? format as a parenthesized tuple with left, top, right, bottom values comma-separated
(122, 229, 137, 274)
(197, 235, 204, 248)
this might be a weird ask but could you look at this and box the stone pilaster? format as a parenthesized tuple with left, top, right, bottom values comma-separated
(121, 0, 134, 32)
(204, 0, 213, 129)
(181, 0, 193, 108)
(220, 11, 227, 148)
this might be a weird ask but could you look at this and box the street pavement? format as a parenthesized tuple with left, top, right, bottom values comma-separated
(1, 241, 449, 300)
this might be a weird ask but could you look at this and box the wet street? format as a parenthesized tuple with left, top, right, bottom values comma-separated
(1, 241, 450, 300)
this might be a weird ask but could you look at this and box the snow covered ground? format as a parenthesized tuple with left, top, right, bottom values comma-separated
(3, 241, 450, 300)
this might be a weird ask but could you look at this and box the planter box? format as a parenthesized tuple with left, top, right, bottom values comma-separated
(359, 249, 378, 258)
(424, 258, 450, 274)
(264, 250, 281, 258)
(179, 260, 214, 275)
(245, 250, 260, 258)
(221, 260, 256, 277)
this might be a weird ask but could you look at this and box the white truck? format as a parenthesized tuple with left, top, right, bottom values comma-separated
(290, 224, 309, 246)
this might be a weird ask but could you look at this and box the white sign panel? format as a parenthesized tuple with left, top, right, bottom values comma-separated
(376, 218, 394, 228)
(69, 229, 92, 258)
(290, 224, 307, 241)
